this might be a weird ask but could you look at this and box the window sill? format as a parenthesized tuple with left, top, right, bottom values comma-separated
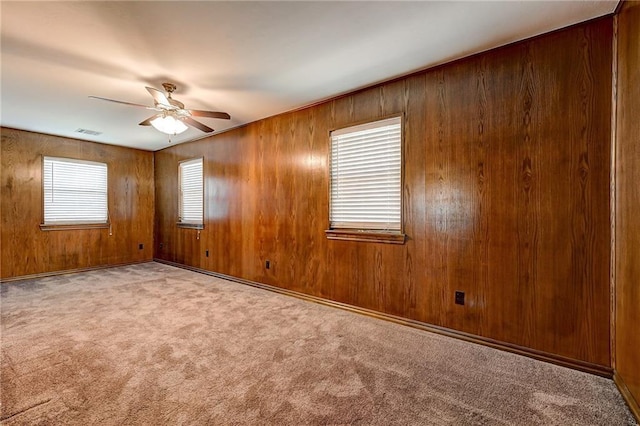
(325, 229, 406, 245)
(40, 223, 109, 231)
(177, 223, 204, 230)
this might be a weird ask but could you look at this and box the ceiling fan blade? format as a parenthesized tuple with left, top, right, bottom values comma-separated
(189, 110, 231, 120)
(146, 87, 171, 107)
(89, 96, 151, 109)
(139, 115, 160, 126)
(183, 117, 214, 133)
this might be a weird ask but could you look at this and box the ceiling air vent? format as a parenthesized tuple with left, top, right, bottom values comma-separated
(75, 128, 102, 136)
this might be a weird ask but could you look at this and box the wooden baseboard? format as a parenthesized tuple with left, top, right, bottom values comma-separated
(154, 258, 613, 378)
(0, 260, 153, 283)
(614, 371, 640, 422)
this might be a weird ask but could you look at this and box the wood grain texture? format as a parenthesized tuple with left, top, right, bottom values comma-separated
(154, 19, 613, 367)
(1, 129, 154, 279)
(614, 0, 640, 416)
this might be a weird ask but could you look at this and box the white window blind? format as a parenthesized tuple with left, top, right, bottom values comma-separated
(43, 156, 108, 224)
(330, 116, 402, 231)
(179, 158, 203, 224)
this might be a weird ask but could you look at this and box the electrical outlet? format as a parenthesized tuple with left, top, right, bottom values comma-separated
(138, 243, 144, 250)
(265, 260, 270, 269)
(455, 291, 465, 305)
(205, 249, 209, 257)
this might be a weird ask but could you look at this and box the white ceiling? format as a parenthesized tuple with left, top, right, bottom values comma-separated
(1, 1, 617, 152)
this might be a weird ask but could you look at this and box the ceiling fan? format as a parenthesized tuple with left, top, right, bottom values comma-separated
(89, 83, 230, 135)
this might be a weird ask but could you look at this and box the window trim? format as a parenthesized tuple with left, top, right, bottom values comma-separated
(40, 223, 110, 231)
(325, 114, 406, 244)
(177, 157, 205, 230)
(39, 155, 110, 231)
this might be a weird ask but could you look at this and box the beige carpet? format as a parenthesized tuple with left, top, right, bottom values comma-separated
(0, 262, 635, 425)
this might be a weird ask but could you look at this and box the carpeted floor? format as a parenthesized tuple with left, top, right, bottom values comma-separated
(0, 262, 636, 425)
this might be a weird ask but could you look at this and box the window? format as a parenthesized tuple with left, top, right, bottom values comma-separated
(326, 116, 405, 244)
(178, 158, 204, 228)
(42, 156, 108, 227)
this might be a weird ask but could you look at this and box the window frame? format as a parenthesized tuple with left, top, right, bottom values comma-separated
(325, 114, 406, 245)
(39, 155, 109, 231)
(177, 157, 205, 230)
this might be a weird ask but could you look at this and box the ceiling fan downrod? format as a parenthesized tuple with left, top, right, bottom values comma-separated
(162, 82, 177, 97)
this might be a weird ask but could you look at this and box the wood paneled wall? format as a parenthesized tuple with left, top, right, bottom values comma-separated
(155, 18, 613, 367)
(1, 128, 154, 279)
(615, 0, 640, 416)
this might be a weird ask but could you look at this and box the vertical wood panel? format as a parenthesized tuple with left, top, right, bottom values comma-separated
(154, 18, 613, 367)
(473, 56, 491, 337)
(402, 74, 426, 322)
(615, 0, 640, 415)
(1, 129, 154, 279)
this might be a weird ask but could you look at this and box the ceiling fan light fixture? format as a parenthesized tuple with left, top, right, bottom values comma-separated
(150, 114, 188, 135)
